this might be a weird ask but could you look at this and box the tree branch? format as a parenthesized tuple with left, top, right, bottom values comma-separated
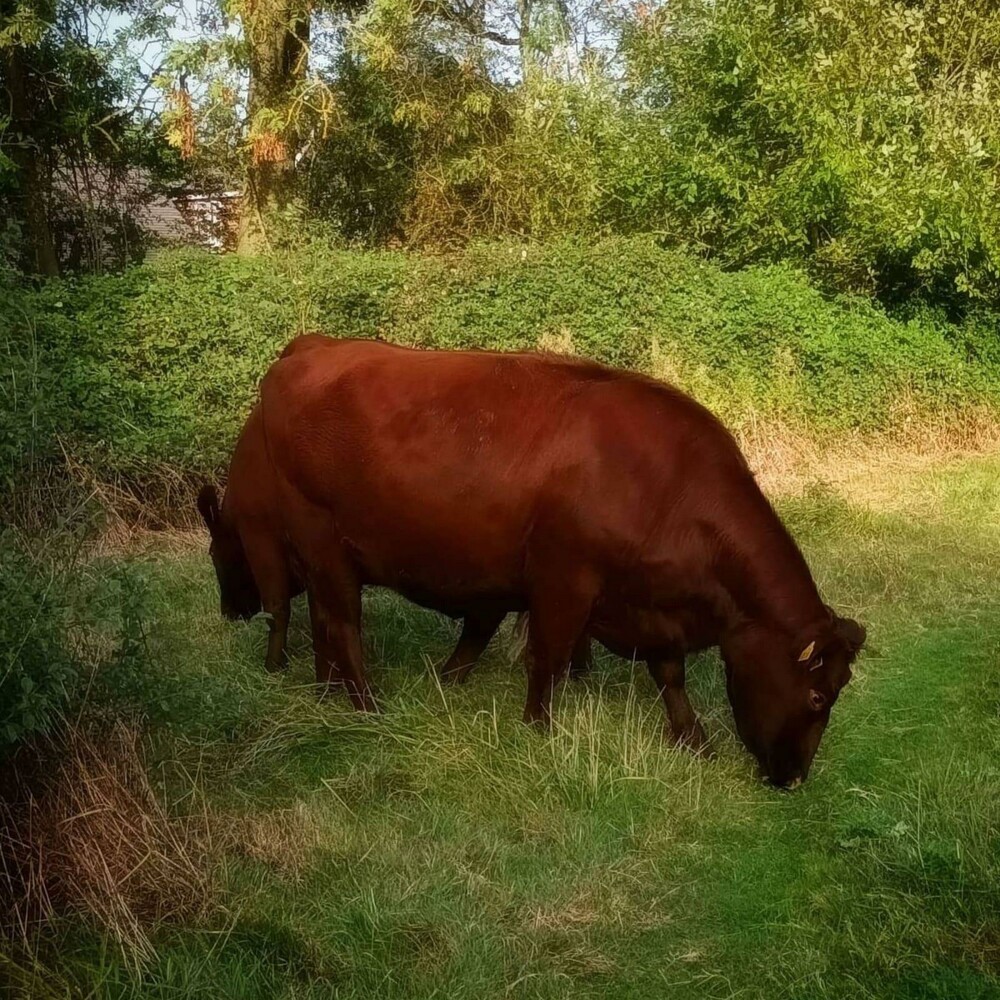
(483, 29, 520, 45)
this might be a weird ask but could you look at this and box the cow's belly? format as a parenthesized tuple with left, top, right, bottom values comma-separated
(589, 594, 721, 661)
(330, 486, 533, 603)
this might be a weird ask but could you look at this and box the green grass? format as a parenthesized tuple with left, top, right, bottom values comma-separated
(25, 453, 1000, 999)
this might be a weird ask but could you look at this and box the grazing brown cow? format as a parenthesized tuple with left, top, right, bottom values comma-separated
(198, 455, 523, 685)
(198, 365, 591, 684)
(255, 337, 865, 787)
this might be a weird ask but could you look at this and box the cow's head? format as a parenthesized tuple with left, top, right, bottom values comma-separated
(722, 612, 866, 789)
(196, 484, 261, 621)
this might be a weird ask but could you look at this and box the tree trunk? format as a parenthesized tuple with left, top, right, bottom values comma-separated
(237, 0, 310, 253)
(518, 0, 534, 81)
(4, 45, 58, 276)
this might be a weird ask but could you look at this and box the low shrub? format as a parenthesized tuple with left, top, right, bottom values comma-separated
(0, 533, 82, 751)
(0, 527, 155, 755)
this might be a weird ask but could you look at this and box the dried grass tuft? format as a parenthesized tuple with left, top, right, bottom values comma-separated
(528, 894, 601, 932)
(537, 326, 576, 355)
(0, 722, 215, 965)
(213, 802, 326, 880)
(507, 611, 530, 669)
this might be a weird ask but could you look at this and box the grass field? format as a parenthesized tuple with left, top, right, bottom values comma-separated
(12, 449, 1000, 1000)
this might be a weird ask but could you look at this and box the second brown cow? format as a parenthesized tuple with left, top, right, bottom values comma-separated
(197, 335, 592, 687)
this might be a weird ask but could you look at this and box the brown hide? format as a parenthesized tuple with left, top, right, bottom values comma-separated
(251, 337, 863, 785)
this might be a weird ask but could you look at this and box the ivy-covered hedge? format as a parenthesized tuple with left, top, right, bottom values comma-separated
(4, 237, 1000, 491)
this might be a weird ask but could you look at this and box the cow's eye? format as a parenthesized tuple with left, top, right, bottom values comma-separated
(807, 689, 826, 712)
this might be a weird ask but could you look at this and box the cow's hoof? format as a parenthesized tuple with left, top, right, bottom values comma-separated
(350, 689, 380, 713)
(522, 709, 551, 732)
(669, 723, 713, 758)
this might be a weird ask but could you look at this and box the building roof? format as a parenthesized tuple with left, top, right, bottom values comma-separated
(55, 165, 241, 248)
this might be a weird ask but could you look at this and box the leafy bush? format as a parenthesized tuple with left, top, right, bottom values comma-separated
(3, 238, 1000, 499)
(0, 529, 152, 755)
(613, 0, 1000, 310)
(0, 534, 80, 749)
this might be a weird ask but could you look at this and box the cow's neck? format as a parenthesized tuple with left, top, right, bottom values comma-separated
(711, 482, 827, 639)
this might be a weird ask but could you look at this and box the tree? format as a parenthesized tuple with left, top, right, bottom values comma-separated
(1, 0, 60, 275)
(615, 0, 1000, 307)
(1, 0, 180, 276)
(238, 0, 312, 250)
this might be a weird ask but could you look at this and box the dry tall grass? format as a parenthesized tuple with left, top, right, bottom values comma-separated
(0, 721, 214, 965)
(734, 406, 1000, 498)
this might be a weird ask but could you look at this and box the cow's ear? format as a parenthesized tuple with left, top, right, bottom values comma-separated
(197, 484, 221, 534)
(834, 616, 866, 655)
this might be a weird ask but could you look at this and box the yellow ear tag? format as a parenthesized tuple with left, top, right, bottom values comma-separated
(798, 641, 816, 663)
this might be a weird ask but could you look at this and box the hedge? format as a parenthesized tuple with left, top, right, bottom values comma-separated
(4, 236, 999, 491)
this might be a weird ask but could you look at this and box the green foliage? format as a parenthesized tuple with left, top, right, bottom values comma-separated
(303, 54, 416, 244)
(3, 239, 999, 496)
(0, 533, 79, 749)
(613, 0, 1000, 310)
(0, 530, 152, 754)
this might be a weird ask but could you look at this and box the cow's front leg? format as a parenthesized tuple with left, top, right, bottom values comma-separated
(647, 656, 708, 753)
(307, 587, 340, 688)
(243, 532, 292, 673)
(523, 577, 596, 728)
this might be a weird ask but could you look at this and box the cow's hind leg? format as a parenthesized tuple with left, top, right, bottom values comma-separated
(647, 656, 708, 753)
(569, 634, 593, 680)
(440, 607, 506, 684)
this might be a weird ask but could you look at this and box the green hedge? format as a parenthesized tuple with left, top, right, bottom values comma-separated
(4, 237, 1000, 491)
